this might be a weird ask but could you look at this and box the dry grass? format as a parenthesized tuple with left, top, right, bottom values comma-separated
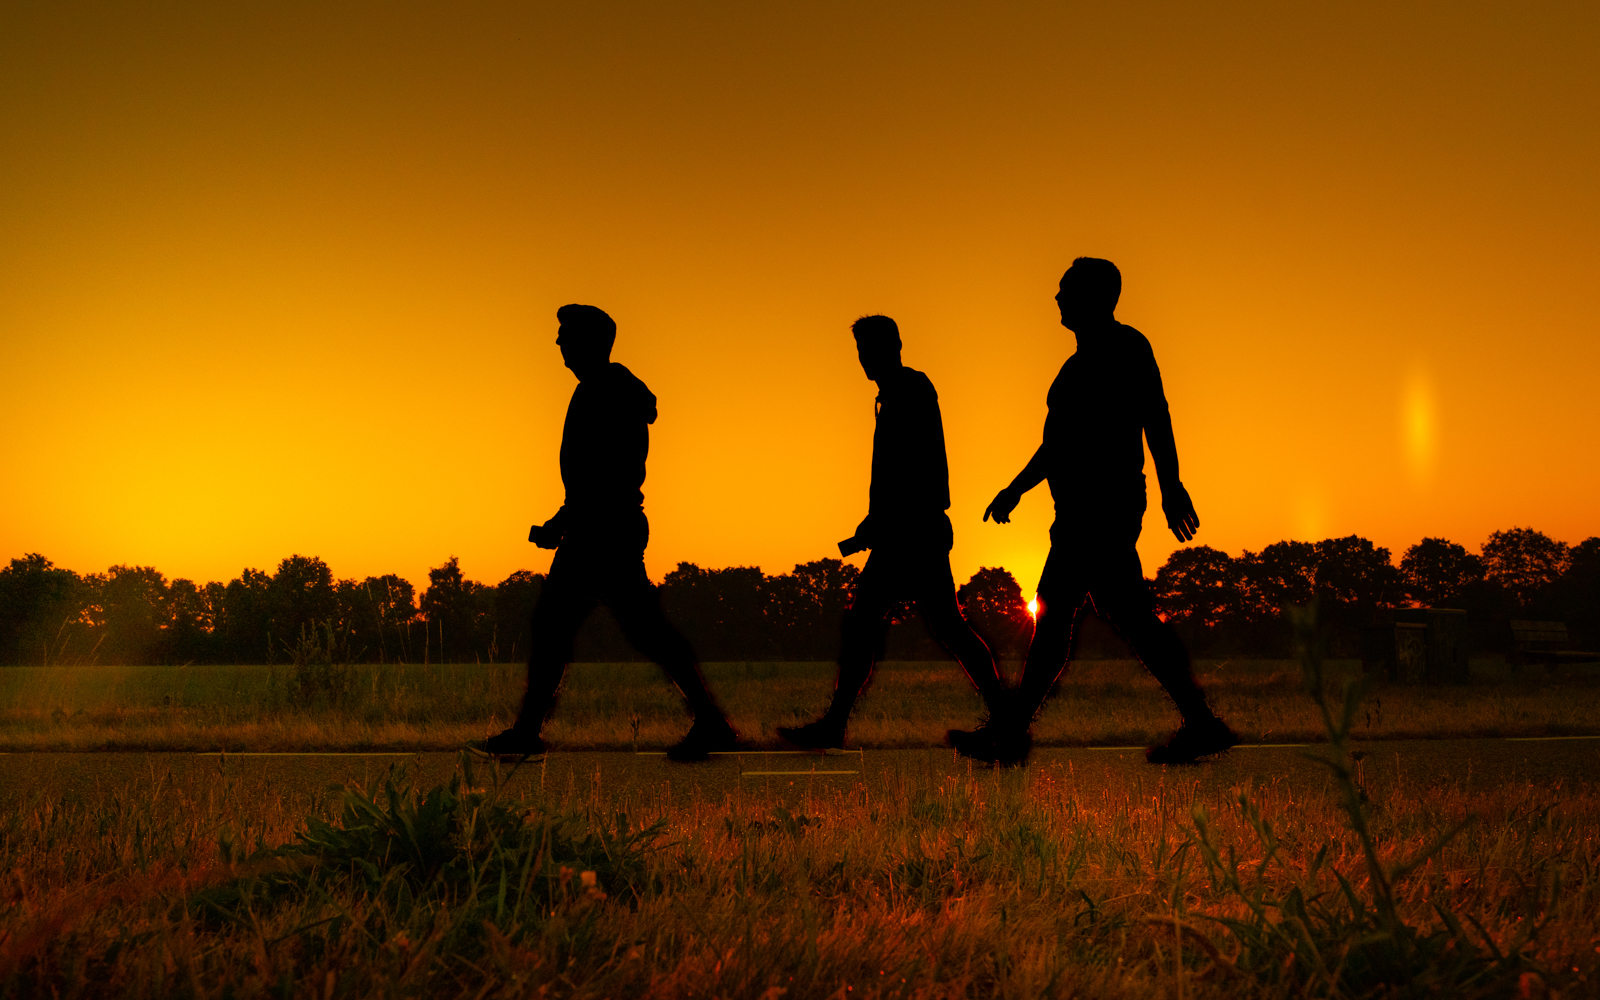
(2, 738, 1596, 997)
(1, 658, 1597, 752)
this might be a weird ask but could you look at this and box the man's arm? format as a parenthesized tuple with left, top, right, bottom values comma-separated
(1142, 351, 1199, 543)
(528, 507, 568, 550)
(984, 444, 1049, 524)
(837, 513, 876, 557)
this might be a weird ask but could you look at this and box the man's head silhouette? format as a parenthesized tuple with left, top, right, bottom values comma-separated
(1055, 258, 1121, 333)
(556, 304, 616, 379)
(852, 314, 902, 382)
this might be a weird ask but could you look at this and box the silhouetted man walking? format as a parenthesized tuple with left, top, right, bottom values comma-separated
(779, 315, 1008, 751)
(954, 259, 1237, 765)
(470, 304, 738, 762)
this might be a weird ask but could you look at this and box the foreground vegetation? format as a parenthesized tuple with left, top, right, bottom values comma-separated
(1, 656, 1597, 753)
(3, 727, 1596, 995)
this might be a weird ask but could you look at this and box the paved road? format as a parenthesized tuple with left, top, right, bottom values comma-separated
(4, 738, 1597, 807)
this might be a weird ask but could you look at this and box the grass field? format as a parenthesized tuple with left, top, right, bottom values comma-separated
(5, 651, 1600, 997)
(3, 738, 1597, 995)
(1, 656, 1597, 753)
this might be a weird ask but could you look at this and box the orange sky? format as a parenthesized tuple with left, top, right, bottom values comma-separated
(2, 2, 1597, 594)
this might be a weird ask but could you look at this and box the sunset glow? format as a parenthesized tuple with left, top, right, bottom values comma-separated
(1027, 597, 1039, 619)
(0, 3, 1595, 591)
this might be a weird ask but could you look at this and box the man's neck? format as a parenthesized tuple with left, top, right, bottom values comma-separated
(572, 360, 610, 383)
(872, 363, 906, 391)
(1071, 317, 1119, 350)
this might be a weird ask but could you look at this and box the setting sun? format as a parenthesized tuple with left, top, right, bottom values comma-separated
(1027, 596, 1039, 619)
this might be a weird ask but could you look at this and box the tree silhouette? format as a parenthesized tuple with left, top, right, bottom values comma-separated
(956, 566, 1032, 658)
(269, 555, 337, 656)
(660, 564, 770, 661)
(163, 577, 214, 664)
(1151, 546, 1241, 633)
(97, 565, 170, 665)
(1238, 541, 1318, 621)
(2, 529, 1592, 665)
(1546, 537, 1600, 647)
(491, 570, 542, 664)
(219, 568, 273, 663)
(0, 554, 87, 665)
(764, 558, 860, 660)
(1481, 527, 1570, 608)
(1399, 538, 1485, 607)
(1313, 536, 1404, 609)
(421, 556, 491, 662)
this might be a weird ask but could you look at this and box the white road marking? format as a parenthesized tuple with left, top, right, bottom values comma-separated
(195, 752, 417, 756)
(1504, 735, 1600, 742)
(634, 749, 863, 756)
(741, 770, 859, 776)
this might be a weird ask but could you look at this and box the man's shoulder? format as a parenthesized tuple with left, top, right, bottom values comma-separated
(602, 361, 646, 387)
(1114, 323, 1156, 358)
(582, 363, 658, 422)
(901, 366, 938, 396)
(887, 366, 939, 402)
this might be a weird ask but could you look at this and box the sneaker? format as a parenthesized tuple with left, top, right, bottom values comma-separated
(776, 719, 847, 753)
(466, 728, 547, 763)
(666, 718, 740, 762)
(948, 717, 1032, 767)
(1145, 717, 1239, 764)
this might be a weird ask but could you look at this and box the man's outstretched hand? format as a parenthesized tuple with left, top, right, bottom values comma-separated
(984, 486, 1023, 524)
(528, 521, 563, 550)
(1163, 483, 1200, 543)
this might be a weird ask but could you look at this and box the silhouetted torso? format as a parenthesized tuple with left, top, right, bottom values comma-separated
(868, 366, 951, 547)
(557, 362, 656, 524)
(1042, 323, 1171, 515)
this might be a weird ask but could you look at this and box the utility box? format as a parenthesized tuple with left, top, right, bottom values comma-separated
(1362, 609, 1470, 684)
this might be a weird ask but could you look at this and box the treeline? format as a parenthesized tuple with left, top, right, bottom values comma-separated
(1, 527, 1594, 666)
(0, 554, 1033, 667)
(1151, 528, 1600, 656)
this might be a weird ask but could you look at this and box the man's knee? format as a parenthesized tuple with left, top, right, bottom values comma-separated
(921, 602, 979, 646)
(637, 619, 695, 660)
(1027, 596, 1078, 651)
(839, 603, 889, 656)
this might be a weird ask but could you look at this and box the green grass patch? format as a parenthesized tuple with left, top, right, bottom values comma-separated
(2, 657, 1597, 752)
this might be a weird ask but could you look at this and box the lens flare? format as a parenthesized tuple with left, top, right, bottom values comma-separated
(1402, 367, 1437, 486)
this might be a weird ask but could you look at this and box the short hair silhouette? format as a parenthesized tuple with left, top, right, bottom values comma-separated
(851, 314, 901, 349)
(556, 304, 617, 354)
(1064, 257, 1122, 312)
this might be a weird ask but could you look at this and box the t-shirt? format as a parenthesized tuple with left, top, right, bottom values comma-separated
(867, 366, 952, 546)
(1042, 323, 1174, 515)
(557, 362, 657, 521)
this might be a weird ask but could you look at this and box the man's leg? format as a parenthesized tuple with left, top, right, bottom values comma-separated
(516, 553, 596, 734)
(947, 556, 1081, 764)
(604, 557, 737, 760)
(824, 553, 902, 730)
(1085, 518, 1235, 762)
(606, 564, 724, 724)
(1094, 585, 1212, 723)
(1012, 546, 1092, 726)
(778, 552, 898, 747)
(910, 555, 1007, 713)
(471, 549, 593, 759)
